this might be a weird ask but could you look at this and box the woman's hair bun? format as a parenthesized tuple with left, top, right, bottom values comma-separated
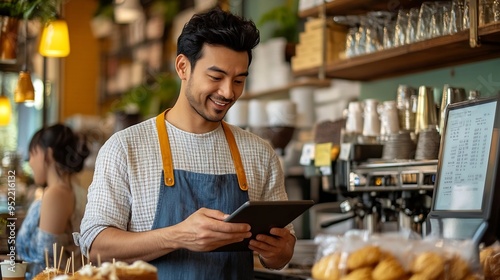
(29, 124, 90, 174)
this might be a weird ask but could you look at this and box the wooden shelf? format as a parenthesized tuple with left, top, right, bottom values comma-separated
(240, 78, 331, 100)
(298, 0, 424, 18)
(293, 22, 500, 81)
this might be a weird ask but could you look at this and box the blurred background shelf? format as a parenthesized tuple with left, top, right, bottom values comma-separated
(293, 22, 500, 81)
(241, 78, 331, 100)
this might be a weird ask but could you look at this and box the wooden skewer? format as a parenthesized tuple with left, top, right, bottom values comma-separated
(57, 246, 64, 271)
(72, 251, 75, 275)
(81, 252, 85, 269)
(65, 257, 71, 274)
(53, 243, 57, 269)
(45, 248, 49, 269)
(97, 254, 101, 267)
(87, 249, 90, 265)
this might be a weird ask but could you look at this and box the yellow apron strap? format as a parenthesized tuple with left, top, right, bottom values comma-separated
(155, 110, 175, 186)
(221, 121, 249, 191)
(155, 110, 247, 191)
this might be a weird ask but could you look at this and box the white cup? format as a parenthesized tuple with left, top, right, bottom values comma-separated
(345, 101, 363, 134)
(1, 261, 28, 280)
(248, 100, 269, 127)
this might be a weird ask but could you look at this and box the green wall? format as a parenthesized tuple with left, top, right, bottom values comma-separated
(359, 58, 500, 102)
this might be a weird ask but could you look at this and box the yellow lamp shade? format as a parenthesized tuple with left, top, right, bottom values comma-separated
(39, 19, 70, 57)
(0, 95, 12, 125)
(14, 71, 35, 103)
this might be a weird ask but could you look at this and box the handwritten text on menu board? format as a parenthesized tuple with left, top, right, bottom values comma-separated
(435, 101, 497, 211)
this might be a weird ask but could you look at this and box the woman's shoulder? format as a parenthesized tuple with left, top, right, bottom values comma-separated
(42, 185, 75, 210)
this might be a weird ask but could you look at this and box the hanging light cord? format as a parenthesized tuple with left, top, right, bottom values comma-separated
(23, 19, 29, 72)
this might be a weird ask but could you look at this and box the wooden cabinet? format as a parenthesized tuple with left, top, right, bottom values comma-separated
(295, 0, 500, 81)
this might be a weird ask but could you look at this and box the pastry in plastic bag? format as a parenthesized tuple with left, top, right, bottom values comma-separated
(483, 249, 500, 279)
(311, 252, 342, 280)
(341, 267, 373, 280)
(346, 245, 381, 270)
(372, 256, 407, 280)
(410, 251, 445, 279)
(447, 254, 471, 280)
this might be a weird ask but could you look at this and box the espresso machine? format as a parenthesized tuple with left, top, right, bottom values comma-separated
(309, 143, 437, 237)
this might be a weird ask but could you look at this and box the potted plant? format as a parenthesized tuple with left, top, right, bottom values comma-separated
(257, 0, 299, 62)
(0, 0, 63, 61)
(112, 71, 179, 129)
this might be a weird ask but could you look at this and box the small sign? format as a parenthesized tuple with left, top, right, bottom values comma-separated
(339, 143, 352, 161)
(314, 142, 332, 167)
(300, 143, 315, 165)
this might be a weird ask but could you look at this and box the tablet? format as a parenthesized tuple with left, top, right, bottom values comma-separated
(214, 200, 315, 251)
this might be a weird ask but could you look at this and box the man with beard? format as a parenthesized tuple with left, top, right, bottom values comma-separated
(78, 7, 295, 280)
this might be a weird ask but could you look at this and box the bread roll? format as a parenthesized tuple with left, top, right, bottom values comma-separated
(447, 255, 470, 280)
(347, 246, 381, 270)
(410, 252, 444, 280)
(341, 267, 373, 280)
(372, 257, 407, 280)
(312, 253, 342, 280)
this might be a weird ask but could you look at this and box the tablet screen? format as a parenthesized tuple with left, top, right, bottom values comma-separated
(214, 200, 315, 251)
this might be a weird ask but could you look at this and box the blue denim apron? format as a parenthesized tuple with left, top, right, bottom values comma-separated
(150, 111, 253, 280)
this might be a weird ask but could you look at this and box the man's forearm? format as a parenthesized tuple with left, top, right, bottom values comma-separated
(89, 227, 178, 263)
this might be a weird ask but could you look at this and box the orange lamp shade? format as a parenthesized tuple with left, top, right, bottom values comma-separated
(14, 71, 35, 103)
(0, 95, 12, 125)
(39, 19, 70, 57)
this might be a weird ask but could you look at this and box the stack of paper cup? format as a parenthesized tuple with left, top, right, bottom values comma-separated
(248, 100, 269, 128)
(379, 101, 400, 136)
(363, 99, 381, 137)
(345, 101, 363, 134)
(225, 101, 249, 128)
(266, 100, 297, 127)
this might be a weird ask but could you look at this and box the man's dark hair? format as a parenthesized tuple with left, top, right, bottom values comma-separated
(177, 8, 260, 70)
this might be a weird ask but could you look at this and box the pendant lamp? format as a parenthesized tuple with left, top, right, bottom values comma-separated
(15, 20, 35, 103)
(0, 75, 12, 126)
(14, 71, 35, 103)
(114, 0, 143, 23)
(38, 19, 70, 57)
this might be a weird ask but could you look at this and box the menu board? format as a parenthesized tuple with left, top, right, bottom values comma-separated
(434, 101, 497, 211)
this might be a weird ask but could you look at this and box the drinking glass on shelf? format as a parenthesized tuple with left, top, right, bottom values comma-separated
(463, 1, 470, 29)
(417, 2, 435, 41)
(394, 9, 409, 47)
(430, 2, 451, 38)
(495, 0, 500, 22)
(480, 0, 500, 25)
(345, 27, 358, 58)
(355, 16, 368, 55)
(449, 0, 465, 34)
(405, 8, 420, 44)
(365, 11, 389, 53)
(440, 2, 452, 36)
(334, 15, 361, 58)
(383, 20, 396, 49)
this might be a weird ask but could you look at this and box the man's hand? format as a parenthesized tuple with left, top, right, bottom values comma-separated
(169, 207, 252, 252)
(248, 227, 296, 269)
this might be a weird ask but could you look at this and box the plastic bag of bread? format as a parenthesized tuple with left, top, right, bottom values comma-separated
(480, 242, 500, 279)
(311, 230, 483, 280)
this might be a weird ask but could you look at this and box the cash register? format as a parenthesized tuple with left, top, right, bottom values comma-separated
(426, 94, 500, 246)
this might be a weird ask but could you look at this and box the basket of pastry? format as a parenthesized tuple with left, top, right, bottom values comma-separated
(311, 230, 483, 280)
(33, 260, 158, 280)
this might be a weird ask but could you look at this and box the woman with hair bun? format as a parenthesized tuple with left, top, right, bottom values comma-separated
(16, 124, 90, 279)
